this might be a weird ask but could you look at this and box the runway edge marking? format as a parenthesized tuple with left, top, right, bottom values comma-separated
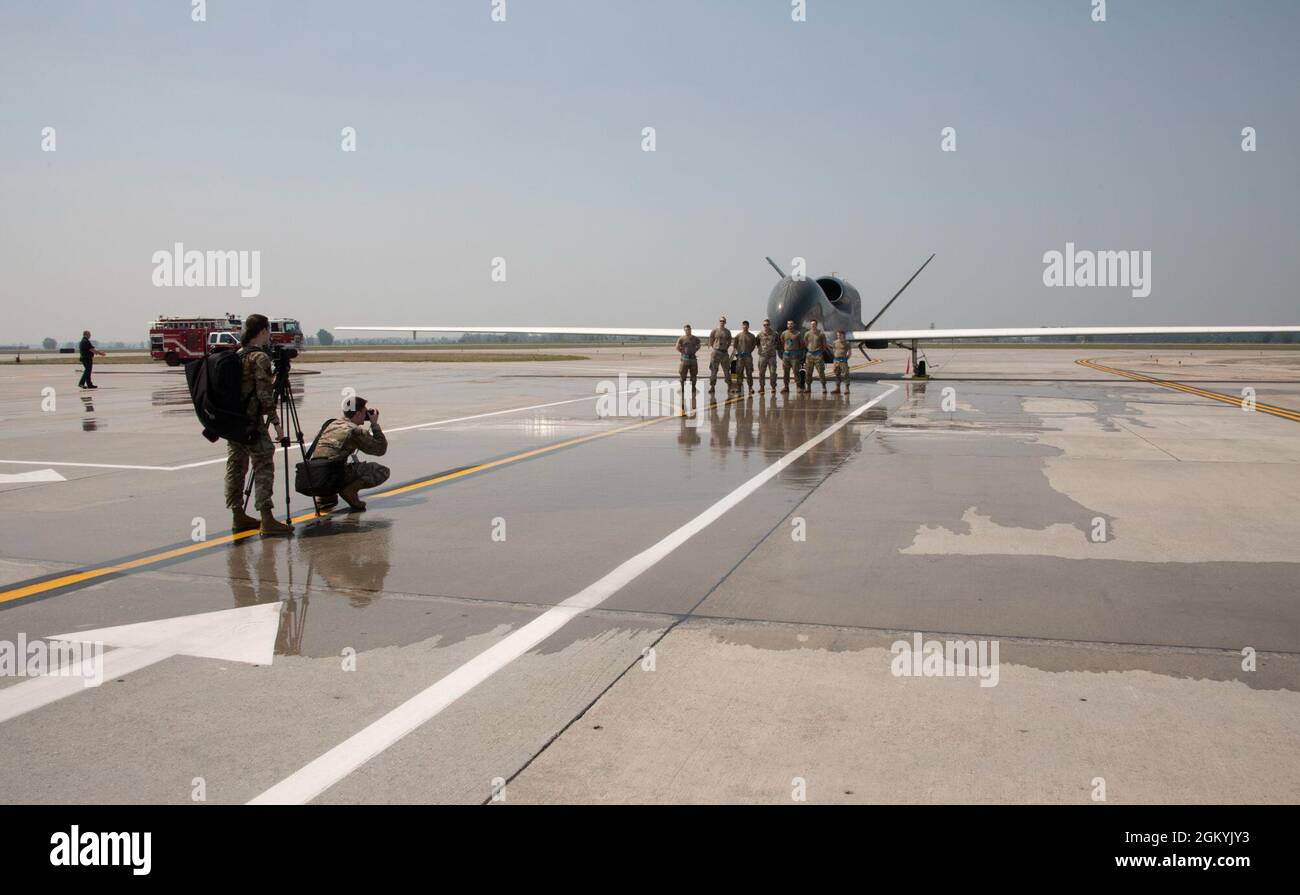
(247, 384, 900, 805)
(1078, 358, 1300, 422)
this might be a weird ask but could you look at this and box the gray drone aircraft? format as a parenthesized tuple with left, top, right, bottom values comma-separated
(762, 254, 935, 357)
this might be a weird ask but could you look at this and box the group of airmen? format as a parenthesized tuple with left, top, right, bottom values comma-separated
(675, 317, 853, 396)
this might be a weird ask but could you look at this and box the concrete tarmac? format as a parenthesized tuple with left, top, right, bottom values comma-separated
(0, 347, 1296, 803)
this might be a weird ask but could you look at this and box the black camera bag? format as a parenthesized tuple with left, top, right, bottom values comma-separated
(295, 419, 348, 497)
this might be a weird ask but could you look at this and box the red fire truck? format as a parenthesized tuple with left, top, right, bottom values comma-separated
(149, 315, 304, 365)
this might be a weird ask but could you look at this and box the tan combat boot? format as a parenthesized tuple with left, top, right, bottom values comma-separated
(339, 486, 367, 512)
(232, 508, 259, 533)
(259, 508, 293, 536)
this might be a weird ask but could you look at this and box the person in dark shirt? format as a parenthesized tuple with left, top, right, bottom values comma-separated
(77, 330, 106, 389)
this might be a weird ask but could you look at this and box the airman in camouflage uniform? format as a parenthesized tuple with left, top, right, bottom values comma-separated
(832, 331, 852, 394)
(224, 314, 292, 536)
(780, 321, 804, 393)
(312, 396, 390, 512)
(803, 320, 829, 391)
(756, 319, 779, 391)
(676, 325, 701, 396)
(708, 316, 732, 392)
(731, 321, 757, 394)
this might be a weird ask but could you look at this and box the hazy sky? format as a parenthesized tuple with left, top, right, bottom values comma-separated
(2, 0, 1297, 343)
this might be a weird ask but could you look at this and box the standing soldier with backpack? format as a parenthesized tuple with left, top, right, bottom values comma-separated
(226, 314, 292, 536)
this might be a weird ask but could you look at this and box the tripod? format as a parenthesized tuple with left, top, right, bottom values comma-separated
(242, 350, 318, 523)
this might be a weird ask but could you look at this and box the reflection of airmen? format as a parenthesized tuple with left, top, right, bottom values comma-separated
(226, 536, 284, 609)
(708, 316, 732, 392)
(307, 519, 393, 609)
(832, 330, 851, 394)
(709, 400, 732, 454)
(756, 319, 779, 392)
(734, 394, 755, 456)
(225, 314, 292, 536)
(677, 413, 702, 451)
(676, 324, 700, 394)
(732, 320, 756, 394)
(804, 320, 829, 392)
(313, 397, 390, 512)
(757, 391, 781, 452)
(780, 320, 804, 393)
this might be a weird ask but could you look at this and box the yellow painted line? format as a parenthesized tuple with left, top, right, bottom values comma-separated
(0, 531, 264, 604)
(1078, 359, 1300, 423)
(0, 378, 813, 606)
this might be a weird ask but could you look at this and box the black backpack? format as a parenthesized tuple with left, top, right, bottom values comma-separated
(185, 351, 259, 445)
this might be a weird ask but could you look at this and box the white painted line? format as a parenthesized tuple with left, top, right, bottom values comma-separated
(391, 394, 621, 433)
(248, 384, 899, 805)
(876, 429, 1028, 437)
(0, 460, 174, 471)
(0, 468, 68, 483)
(162, 457, 242, 471)
(0, 387, 672, 473)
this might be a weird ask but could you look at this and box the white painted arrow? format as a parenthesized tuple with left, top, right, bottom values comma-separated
(0, 468, 66, 484)
(0, 602, 283, 724)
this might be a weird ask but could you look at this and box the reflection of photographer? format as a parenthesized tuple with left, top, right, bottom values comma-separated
(224, 314, 292, 536)
(309, 397, 390, 512)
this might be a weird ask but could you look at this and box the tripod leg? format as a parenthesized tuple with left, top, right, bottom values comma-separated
(274, 363, 327, 522)
(281, 433, 292, 525)
(286, 392, 319, 516)
(272, 370, 295, 526)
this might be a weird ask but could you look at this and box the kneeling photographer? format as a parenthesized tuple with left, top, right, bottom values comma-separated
(302, 396, 390, 512)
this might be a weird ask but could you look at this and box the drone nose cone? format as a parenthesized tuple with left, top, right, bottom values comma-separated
(768, 277, 820, 329)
